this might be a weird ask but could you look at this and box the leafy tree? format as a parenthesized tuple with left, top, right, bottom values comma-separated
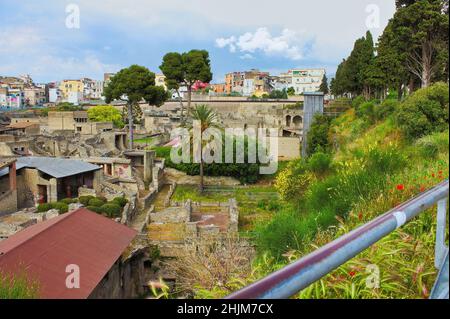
(287, 87, 296, 96)
(160, 52, 186, 121)
(395, 82, 449, 139)
(186, 104, 220, 192)
(87, 105, 124, 128)
(387, 0, 449, 88)
(269, 89, 288, 99)
(160, 50, 213, 121)
(307, 114, 332, 155)
(319, 74, 329, 95)
(104, 65, 167, 149)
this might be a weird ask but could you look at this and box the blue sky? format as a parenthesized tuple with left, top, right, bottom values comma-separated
(0, 0, 396, 83)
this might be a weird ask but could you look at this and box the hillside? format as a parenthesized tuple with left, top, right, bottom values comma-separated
(190, 83, 449, 299)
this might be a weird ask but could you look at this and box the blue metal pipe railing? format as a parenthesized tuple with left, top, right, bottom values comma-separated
(227, 180, 449, 299)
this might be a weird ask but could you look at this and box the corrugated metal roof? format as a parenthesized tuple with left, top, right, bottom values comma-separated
(0, 208, 137, 299)
(0, 162, 26, 178)
(15, 157, 101, 178)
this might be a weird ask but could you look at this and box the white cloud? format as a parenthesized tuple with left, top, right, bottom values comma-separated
(216, 27, 306, 60)
(0, 27, 44, 54)
(240, 53, 254, 60)
(0, 26, 120, 81)
(215, 36, 237, 52)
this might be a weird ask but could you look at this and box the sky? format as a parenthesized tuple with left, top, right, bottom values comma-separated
(0, 0, 396, 84)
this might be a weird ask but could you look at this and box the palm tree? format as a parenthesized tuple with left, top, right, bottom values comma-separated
(186, 104, 220, 192)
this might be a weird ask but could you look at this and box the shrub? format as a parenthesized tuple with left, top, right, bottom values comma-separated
(254, 210, 307, 256)
(60, 198, 76, 205)
(86, 206, 102, 213)
(267, 200, 281, 212)
(37, 203, 53, 213)
(395, 82, 449, 139)
(416, 139, 439, 159)
(156, 138, 263, 184)
(100, 204, 122, 218)
(52, 202, 69, 213)
(79, 196, 94, 206)
(308, 152, 332, 176)
(374, 99, 398, 121)
(257, 200, 268, 210)
(307, 114, 332, 154)
(352, 96, 366, 109)
(112, 197, 128, 208)
(356, 101, 375, 123)
(275, 160, 315, 202)
(88, 197, 106, 207)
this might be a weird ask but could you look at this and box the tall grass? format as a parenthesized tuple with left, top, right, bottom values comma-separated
(0, 271, 39, 299)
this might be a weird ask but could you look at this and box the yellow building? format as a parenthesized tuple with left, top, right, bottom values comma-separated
(59, 80, 83, 101)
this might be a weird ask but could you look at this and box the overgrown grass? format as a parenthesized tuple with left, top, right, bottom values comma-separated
(0, 271, 39, 299)
(191, 87, 449, 298)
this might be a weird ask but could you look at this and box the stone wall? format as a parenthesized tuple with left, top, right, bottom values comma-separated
(0, 190, 17, 216)
(88, 247, 151, 299)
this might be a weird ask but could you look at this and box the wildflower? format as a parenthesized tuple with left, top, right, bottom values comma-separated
(396, 184, 405, 191)
(349, 271, 356, 277)
(358, 212, 363, 221)
(432, 173, 436, 178)
(420, 186, 426, 192)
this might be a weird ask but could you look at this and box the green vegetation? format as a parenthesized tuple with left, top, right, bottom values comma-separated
(104, 65, 168, 149)
(39, 102, 83, 116)
(192, 83, 449, 299)
(37, 201, 69, 213)
(37, 196, 127, 219)
(331, 1, 448, 99)
(87, 105, 124, 128)
(160, 50, 213, 120)
(0, 271, 39, 299)
(319, 73, 329, 95)
(395, 82, 449, 139)
(134, 137, 155, 145)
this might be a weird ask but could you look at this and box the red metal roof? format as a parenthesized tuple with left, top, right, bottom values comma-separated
(0, 208, 137, 299)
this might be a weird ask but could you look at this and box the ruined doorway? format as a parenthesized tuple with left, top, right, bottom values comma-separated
(37, 185, 48, 204)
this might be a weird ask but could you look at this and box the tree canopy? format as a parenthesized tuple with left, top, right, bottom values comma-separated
(103, 65, 168, 149)
(160, 50, 213, 115)
(331, 0, 448, 99)
(87, 105, 124, 128)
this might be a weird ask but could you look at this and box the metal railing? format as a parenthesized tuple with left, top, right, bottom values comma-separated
(227, 180, 449, 299)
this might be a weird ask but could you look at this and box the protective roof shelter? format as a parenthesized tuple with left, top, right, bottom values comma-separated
(0, 208, 137, 299)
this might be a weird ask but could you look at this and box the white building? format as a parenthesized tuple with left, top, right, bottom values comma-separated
(68, 91, 83, 105)
(242, 79, 255, 96)
(289, 69, 325, 94)
(49, 88, 61, 103)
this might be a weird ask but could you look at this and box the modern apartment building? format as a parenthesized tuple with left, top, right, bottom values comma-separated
(59, 79, 84, 102)
(225, 69, 270, 96)
(24, 86, 47, 107)
(288, 68, 326, 94)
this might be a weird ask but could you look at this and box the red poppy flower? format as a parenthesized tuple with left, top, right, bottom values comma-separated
(358, 212, 363, 221)
(420, 186, 426, 192)
(432, 173, 436, 178)
(396, 184, 405, 191)
(349, 271, 356, 277)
